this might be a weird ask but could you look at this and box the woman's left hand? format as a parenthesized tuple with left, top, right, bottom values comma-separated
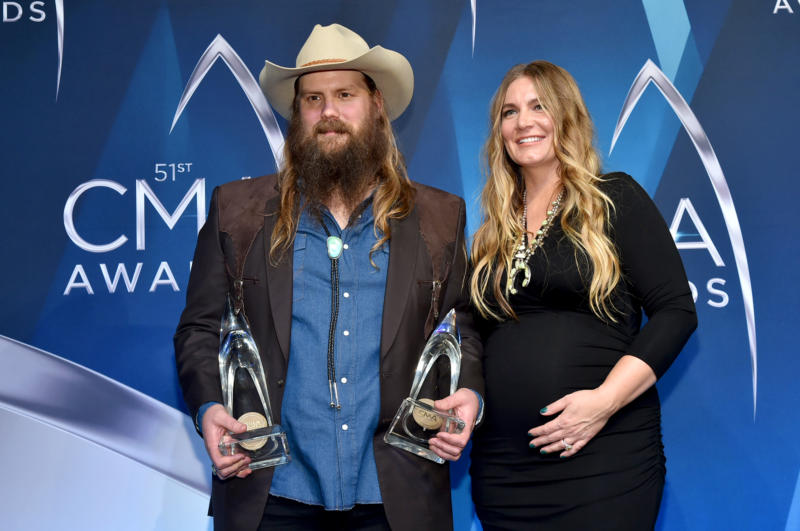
(529, 356, 658, 458)
(527, 388, 616, 458)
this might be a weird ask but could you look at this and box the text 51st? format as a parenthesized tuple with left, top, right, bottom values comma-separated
(155, 162, 193, 182)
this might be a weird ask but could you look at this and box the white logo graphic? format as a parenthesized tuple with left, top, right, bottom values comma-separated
(54, 0, 63, 98)
(2, 1, 44, 22)
(170, 34, 284, 168)
(470, 0, 476, 55)
(773, 0, 798, 14)
(611, 59, 758, 416)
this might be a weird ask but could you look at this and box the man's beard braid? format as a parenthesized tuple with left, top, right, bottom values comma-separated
(287, 106, 389, 225)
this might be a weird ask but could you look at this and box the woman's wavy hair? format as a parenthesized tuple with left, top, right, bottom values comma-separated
(470, 61, 621, 321)
(269, 74, 415, 265)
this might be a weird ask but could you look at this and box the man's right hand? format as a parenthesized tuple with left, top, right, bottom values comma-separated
(202, 403, 252, 479)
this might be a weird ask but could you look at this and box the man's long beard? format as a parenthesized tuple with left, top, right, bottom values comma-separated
(287, 108, 389, 223)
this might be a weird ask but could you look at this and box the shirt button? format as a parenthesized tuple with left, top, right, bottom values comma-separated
(343, 330, 350, 336)
(342, 424, 349, 431)
(343, 292, 350, 298)
(340, 377, 348, 384)
(343, 243, 349, 250)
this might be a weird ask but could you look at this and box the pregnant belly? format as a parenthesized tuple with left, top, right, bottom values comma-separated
(481, 310, 631, 437)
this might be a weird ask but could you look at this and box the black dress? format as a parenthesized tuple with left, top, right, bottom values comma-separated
(470, 173, 697, 531)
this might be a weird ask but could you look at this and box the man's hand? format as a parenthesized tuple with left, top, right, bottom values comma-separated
(202, 404, 252, 479)
(428, 388, 480, 461)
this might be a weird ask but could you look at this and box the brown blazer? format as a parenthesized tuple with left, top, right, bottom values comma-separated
(175, 174, 483, 531)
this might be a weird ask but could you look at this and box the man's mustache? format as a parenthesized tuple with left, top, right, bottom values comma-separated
(314, 119, 351, 135)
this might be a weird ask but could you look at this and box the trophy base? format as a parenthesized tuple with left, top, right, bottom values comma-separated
(219, 424, 291, 469)
(384, 398, 465, 464)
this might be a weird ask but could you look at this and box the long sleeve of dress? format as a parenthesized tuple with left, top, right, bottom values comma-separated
(606, 173, 697, 379)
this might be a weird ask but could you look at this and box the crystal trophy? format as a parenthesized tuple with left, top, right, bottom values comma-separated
(218, 295, 290, 469)
(384, 309, 465, 464)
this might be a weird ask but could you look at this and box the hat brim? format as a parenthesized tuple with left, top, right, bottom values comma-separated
(259, 45, 413, 121)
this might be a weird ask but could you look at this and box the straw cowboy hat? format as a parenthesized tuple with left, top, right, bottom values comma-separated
(259, 23, 414, 121)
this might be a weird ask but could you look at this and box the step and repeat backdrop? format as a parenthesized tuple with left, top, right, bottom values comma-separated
(1, 1, 798, 529)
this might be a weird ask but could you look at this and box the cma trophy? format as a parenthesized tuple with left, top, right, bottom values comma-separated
(218, 295, 290, 469)
(384, 308, 465, 464)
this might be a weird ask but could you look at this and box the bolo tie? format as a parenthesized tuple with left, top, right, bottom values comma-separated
(321, 222, 344, 409)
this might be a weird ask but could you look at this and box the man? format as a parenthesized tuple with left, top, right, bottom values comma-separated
(175, 23, 483, 531)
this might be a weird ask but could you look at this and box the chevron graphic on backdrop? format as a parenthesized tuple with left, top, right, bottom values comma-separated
(0, 336, 208, 494)
(170, 34, 285, 168)
(55, 0, 64, 99)
(470, 0, 476, 55)
(611, 59, 758, 417)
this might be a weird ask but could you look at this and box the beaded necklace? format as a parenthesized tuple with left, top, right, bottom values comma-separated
(507, 186, 565, 295)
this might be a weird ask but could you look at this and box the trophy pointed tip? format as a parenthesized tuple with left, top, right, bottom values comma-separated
(433, 308, 459, 340)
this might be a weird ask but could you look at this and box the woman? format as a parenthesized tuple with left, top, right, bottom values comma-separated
(469, 61, 697, 530)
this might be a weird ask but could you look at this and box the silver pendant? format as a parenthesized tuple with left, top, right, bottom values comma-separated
(508, 259, 531, 295)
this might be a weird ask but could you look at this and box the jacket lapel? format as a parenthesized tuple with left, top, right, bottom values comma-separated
(380, 207, 420, 360)
(263, 196, 292, 362)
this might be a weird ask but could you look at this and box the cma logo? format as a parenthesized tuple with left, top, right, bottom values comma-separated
(773, 0, 800, 13)
(612, 60, 758, 416)
(2, 1, 46, 22)
(64, 178, 206, 253)
(62, 179, 205, 295)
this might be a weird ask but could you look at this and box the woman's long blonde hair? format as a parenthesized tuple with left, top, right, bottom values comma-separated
(470, 61, 621, 321)
(269, 75, 415, 265)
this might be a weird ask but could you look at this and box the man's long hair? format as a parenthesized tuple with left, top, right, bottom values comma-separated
(470, 61, 621, 321)
(269, 75, 415, 265)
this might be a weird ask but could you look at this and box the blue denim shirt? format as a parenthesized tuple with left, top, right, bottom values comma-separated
(269, 201, 388, 509)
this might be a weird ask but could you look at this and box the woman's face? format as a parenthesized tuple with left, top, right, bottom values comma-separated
(500, 76, 558, 175)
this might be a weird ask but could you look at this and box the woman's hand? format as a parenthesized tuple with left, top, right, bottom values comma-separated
(527, 388, 616, 458)
(528, 355, 657, 458)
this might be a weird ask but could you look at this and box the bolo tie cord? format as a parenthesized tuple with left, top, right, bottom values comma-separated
(322, 223, 342, 409)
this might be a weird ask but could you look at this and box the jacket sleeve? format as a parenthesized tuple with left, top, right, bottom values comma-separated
(174, 187, 229, 425)
(442, 199, 485, 399)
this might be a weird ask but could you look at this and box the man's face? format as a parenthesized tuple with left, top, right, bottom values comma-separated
(287, 70, 389, 216)
(296, 70, 380, 152)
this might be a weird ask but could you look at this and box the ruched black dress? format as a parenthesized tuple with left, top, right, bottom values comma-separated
(470, 173, 697, 530)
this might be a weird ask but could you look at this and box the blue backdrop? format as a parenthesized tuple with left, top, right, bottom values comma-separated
(2, 1, 798, 529)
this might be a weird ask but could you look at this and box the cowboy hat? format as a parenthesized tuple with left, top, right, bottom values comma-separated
(259, 23, 414, 121)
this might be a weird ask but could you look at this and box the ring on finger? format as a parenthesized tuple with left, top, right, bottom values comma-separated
(211, 465, 225, 479)
(561, 439, 574, 451)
